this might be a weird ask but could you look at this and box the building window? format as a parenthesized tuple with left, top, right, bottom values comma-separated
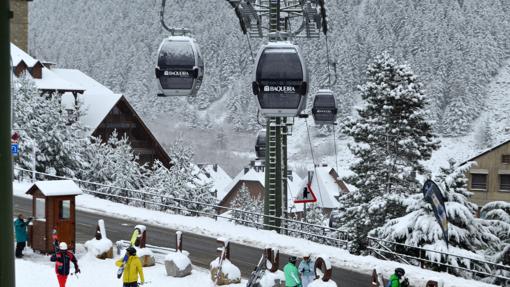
(471, 173, 487, 190)
(503, 155, 510, 164)
(501, 175, 510, 192)
(59, 200, 71, 219)
(35, 198, 45, 219)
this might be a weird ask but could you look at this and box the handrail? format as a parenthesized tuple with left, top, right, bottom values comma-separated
(15, 167, 347, 236)
(367, 236, 510, 282)
(14, 167, 350, 248)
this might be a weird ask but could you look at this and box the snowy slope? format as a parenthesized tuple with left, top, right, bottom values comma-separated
(15, 246, 245, 287)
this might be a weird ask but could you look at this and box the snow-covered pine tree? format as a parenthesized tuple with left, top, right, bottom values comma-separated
(372, 159, 500, 275)
(481, 201, 510, 284)
(333, 52, 440, 253)
(230, 183, 263, 228)
(79, 131, 145, 204)
(13, 74, 88, 178)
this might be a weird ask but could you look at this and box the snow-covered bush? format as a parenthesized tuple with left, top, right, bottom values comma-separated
(372, 159, 500, 277)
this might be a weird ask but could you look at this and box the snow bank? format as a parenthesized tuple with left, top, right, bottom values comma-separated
(84, 238, 112, 256)
(15, 245, 246, 287)
(165, 251, 192, 271)
(259, 270, 285, 287)
(308, 279, 338, 287)
(210, 258, 241, 280)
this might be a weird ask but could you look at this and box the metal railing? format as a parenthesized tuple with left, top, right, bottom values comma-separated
(14, 167, 351, 249)
(367, 236, 510, 283)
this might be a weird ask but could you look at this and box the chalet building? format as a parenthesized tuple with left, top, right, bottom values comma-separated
(462, 139, 510, 206)
(307, 164, 350, 215)
(219, 161, 304, 214)
(219, 163, 350, 216)
(10, 44, 171, 167)
(196, 164, 232, 202)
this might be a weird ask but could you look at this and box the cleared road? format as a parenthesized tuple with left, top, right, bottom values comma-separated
(14, 196, 370, 286)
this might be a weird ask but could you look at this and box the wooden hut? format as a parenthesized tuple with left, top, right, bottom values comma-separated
(26, 180, 82, 253)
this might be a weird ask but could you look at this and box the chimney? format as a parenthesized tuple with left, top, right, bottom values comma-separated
(213, 164, 218, 172)
(10, 0, 29, 51)
(244, 167, 250, 174)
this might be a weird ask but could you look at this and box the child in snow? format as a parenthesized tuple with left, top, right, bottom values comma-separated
(115, 246, 145, 287)
(14, 213, 32, 258)
(298, 254, 315, 287)
(50, 242, 80, 287)
(387, 268, 409, 287)
(284, 256, 301, 287)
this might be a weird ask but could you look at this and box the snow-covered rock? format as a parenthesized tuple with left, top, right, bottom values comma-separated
(308, 279, 337, 287)
(84, 238, 113, 259)
(259, 270, 285, 287)
(210, 258, 241, 285)
(135, 247, 155, 267)
(164, 251, 192, 277)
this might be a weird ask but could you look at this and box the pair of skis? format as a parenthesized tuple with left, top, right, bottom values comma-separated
(116, 229, 140, 279)
(246, 254, 267, 287)
(214, 245, 227, 286)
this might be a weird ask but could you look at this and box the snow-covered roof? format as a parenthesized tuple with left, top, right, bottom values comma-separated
(26, 180, 82, 197)
(10, 43, 37, 67)
(308, 166, 342, 209)
(52, 68, 123, 131)
(10, 43, 85, 92)
(222, 166, 304, 212)
(197, 164, 233, 201)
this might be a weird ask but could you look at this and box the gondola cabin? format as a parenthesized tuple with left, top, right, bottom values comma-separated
(312, 89, 337, 125)
(255, 129, 266, 160)
(155, 36, 204, 97)
(252, 42, 309, 117)
(26, 180, 82, 253)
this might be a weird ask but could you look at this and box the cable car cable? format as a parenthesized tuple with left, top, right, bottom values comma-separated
(245, 34, 255, 63)
(305, 118, 325, 209)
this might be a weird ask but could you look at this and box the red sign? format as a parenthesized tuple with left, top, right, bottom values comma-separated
(11, 131, 20, 143)
(294, 183, 317, 203)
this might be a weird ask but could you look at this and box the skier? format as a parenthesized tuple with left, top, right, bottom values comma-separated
(284, 256, 301, 287)
(298, 254, 315, 287)
(115, 246, 145, 287)
(387, 268, 409, 287)
(50, 242, 80, 287)
(14, 213, 32, 258)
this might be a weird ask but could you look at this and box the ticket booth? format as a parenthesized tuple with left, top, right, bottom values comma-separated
(26, 180, 82, 253)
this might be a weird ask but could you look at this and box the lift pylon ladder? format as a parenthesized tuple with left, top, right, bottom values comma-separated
(227, 0, 328, 233)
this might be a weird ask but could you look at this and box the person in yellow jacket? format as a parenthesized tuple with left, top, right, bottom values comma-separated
(115, 246, 145, 287)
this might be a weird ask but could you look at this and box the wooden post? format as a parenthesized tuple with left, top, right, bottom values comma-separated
(176, 231, 183, 252)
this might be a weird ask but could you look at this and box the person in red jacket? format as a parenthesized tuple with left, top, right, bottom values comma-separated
(50, 242, 80, 287)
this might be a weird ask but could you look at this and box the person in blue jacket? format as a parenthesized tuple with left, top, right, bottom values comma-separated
(14, 213, 32, 258)
(298, 254, 315, 287)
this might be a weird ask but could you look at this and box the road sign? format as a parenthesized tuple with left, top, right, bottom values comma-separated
(11, 143, 19, 156)
(294, 183, 317, 203)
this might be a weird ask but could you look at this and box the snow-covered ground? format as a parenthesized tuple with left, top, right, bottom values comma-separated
(14, 182, 496, 286)
(15, 245, 244, 287)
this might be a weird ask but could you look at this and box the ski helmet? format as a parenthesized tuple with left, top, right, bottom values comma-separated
(289, 256, 297, 263)
(126, 246, 137, 255)
(395, 268, 405, 277)
(59, 242, 68, 251)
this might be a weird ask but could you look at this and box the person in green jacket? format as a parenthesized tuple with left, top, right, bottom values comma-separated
(284, 256, 301, 287)
(14, 213, 32, 258)
(387, 268, 407, 287)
